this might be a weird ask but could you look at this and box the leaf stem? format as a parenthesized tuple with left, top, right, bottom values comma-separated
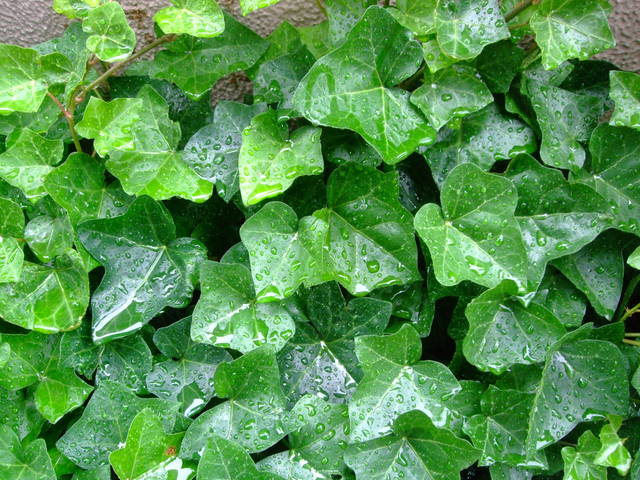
(79, 34, 176, 98)
(620, 302, 640, 324)
(623, 338, 640, 347)
(315, 0, 326, 16)
(504, 0, 534, 22)
(625, 332, 640, 337)
(47, 91, 83, 153)
(615, 273, 640, 322)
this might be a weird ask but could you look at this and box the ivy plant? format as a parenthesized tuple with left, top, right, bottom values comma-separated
(0, 0, 639, 479)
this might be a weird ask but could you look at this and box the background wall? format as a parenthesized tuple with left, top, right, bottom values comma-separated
(0, 0, 638, 95)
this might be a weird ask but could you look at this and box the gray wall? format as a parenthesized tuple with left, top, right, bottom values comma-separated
(0, 1, 637, 81)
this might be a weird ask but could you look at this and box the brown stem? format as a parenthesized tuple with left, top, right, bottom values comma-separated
(315, 0, 326, 16)
(504, 0, 534, 22)
(47, 91, 83, 153)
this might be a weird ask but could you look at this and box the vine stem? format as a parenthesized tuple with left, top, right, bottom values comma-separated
(620, 302, 640, 324)
(623, 339, 640, 347)
(504, 0, 534, 22)
(625, 333, 640, 337)
(78, 34, 176, 99)
(46, 91, 83, 153)
(615, 273, 640, 322)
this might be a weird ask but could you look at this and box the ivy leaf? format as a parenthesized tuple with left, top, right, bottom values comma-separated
(149, 12, 269, 98)
(0, 251, 89, 333)
(279, 282, 391, 405)
(24, 213, 74, 263)
(56, 381, 179, 469)
(0, 197, 25, 283)
(609, 70, 640, 129)
(593, 416, 632, 475)
(240, 0, 281, 15)
(293, 6, 435, 164)
(419, 103, 536, 187)
(526, 330, 629, 454)
(53, 0, 101, 18)
(629, 246, 640, 269)
(239, 111, 323, 206)
(82, 1, 136, 62)
(530, 0, 614, 70)
(475, 40, 526, 94)
(183, 102, 265, 202)
(301, 164, 421, 295)
(349, 324, 461, 442)
(506, 154, 610, 289)
(180, 347, 288, 457)
(345, 410, 479, 480)
(575, 124, 640, 234)
(552, 232, 623, 320)
(414, 163, 528, 291)
(464, 280, 567, 375)
(531, 269, 587, 328)
(0, 129, 63, 200)
(77, 196, 206, 343)
(323, 0, 377, 47)
(561, 430, 607, 480)
(0, 425, 55, 480)
(197, 435, 284, 480)
(422, 38, 459, 74)
(154, 0, 225, 38)
(411, 65, 493, 130)
(391, 0, 437, 36)
(190, 260, 298, 353)
(45, 153, 132, 225)
(257, 452, 329, 480)
(109, 409, 191, 480)
(146, 316, 232, 417)
(0, 386, 44, 442)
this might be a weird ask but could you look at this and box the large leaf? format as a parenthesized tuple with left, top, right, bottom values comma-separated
(154, 0, 225, 38)
(77, 196, 206, 343)
(293, 7, 435, 164)
(0, 426, 55, 480)
(414, 163, 528, 291)
(609, 70, 640, 130)
(530, 0, 614, 70)
(349, 324, 461, 442)
(180, 347, 288, 457)
(191, 260, 298, 353)
(82, 1, 136, 62)
(345, 410, 479, 480)
(238, 110, 323, 206)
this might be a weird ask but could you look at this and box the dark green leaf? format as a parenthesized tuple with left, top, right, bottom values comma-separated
(609, 70, 640, 130)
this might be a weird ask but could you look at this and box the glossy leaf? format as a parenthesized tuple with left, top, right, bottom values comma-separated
(82, 1, 136, 62)
(240, 0, 281, 15)
(24, 213, 74, 262)
(391, 0, 437, 35)
(238, 111, 323, 205)
(293, 7, 435, 164)
(561, 430, 607, 480)
(594, 416, 632, 475)
(154, 0, 225, 38)
(78, 196, 206, 343)
(609, 70, 640, 129)
(629, 246, 640, 269)
(0, 45, 54, 114)
(0, 426, 55, 480)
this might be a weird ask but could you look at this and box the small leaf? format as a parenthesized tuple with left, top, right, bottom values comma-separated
(0, 425, 55, 480)
(82, 1, 136, 62)
(530, 0, 614, 70)
(24, 213, 74, 262)
(593, 416, 632, 475)
(240, 0, 281, 15)
(293, 7, 435, 164)
(561, 430, 607, 480)
(239, 111, 323, 206)
(609, 70, 640, 129)
(154, 0, 225, 38)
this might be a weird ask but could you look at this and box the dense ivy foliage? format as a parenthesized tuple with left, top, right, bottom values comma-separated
(0, 0, 640, 479)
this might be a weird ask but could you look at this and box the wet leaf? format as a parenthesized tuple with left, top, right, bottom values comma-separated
(154, 0, 225, 38)
(82, 1, 136, 62)
(609, 70, 640, 130)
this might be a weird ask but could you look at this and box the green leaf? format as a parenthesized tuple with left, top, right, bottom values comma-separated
(77, 196, 206, 343)
(197, 435, 283, 480)
(0, 197, 24, 283)
(75, 97, 144, 156)
(345, 410, 479, 480)
(279, 282, 391, 405)
(0, 425, 55, 480)
(411, 65, 493, 130)
(466, 386, 546, 468)
(609, 70, 640, 129)
(530, 0, 614, 70)
(552, 232, 623, 320)
(82, 1, 136, 62)
(0, 129, 63, 200)
(0, 386, 43, 442)
(301, 164, 420, 295)
(149, 12, 269, 98)
(434, 0, 510, 60)
(53, 0, 102, 18)
(183, 101, 265, 202)
(293, 7, 435, 164)
(45, 153, 133, 225)
(422, 38, 459, 73)
(72, 466, 111, 480)
(349, 324, 461, 442)
(180, 347, 287, 457)
(146, 316, 231, 416)
(257, 452, 329, 480)
(238, 110, 323, 206)
(240, 0, 281, 15)
(629, 246, 640, 269)
(464, 280, 567, 374)
(526, 82, 602, 170)
(419, 103, 536, 187)
(531, 269, 586, 328)
(391, 0, 437, 36)
(0, 251, 89, 333)
(57, 381, 179, 469)
(475, 40, 526, 94)
(593, 416, 632, 475)
(24, 213, 74, 262)
(561, 430, 607, 480)
(414, 163, 528, 291)
(154, 0, 225, 38)
(323, 0, 377, 47)
(109, 409, 191, 480)
(526, 332, 629, 453)
(576, 124, 640, 234)
(191, 260, 297, 353)
(506, 154, 610, 289)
